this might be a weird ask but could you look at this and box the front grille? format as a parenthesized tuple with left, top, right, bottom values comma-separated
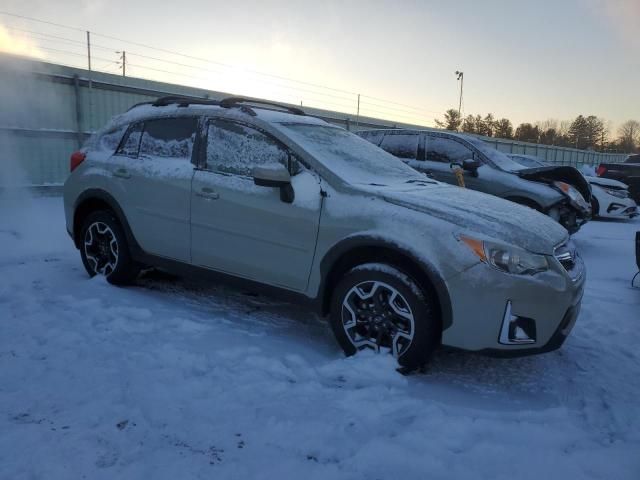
(554, 241, 584, 281)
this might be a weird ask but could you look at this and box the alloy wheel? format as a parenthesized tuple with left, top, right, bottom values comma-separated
(84, 221, 119, 276)
(341, 280, 415, 357)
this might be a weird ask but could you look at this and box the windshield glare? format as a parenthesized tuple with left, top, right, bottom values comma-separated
(466, 137, 529, 172)
(278, 123, 426, 185)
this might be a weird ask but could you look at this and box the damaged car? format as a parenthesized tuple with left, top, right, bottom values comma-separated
(357, 129, 591, 234)
(509, 154, 638, 220)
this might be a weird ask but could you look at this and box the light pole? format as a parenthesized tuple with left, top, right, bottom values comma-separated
(455, 70, 464, 122)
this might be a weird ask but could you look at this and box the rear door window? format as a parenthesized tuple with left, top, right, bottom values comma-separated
(379, 133, 420, 159)
(425, 136, 474, 164)
(139, 117, 198, 161)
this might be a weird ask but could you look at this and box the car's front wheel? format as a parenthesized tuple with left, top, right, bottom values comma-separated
(329, 263, 440, 369)
(79, 211, 139, 285)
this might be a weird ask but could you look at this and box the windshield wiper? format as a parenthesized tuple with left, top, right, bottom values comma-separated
(405, 179, 435, 184)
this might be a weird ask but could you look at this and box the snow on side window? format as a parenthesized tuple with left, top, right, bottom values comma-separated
(116, 123, 143, 157)
(96, 125, 128, 153)
(139, 118, 197, 160)
(379, 133, 419, 159)
(206, 120, 288, 176)
(425, 137, 473, 164)
(358, 130, 386, 147)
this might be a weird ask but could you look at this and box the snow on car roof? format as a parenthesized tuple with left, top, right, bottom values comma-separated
(105, 102, 329, 131)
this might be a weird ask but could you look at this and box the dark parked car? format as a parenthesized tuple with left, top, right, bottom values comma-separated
(357, 129, 591, 234)
(597, 155, 640, 203)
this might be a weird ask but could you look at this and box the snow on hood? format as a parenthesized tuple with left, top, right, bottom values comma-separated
(369, 183, 568, 255)
(587, 176, 629, 189)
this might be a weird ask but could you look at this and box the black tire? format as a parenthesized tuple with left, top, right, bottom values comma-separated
(329, 263, 440, 369)
(79, 210, 139, 285)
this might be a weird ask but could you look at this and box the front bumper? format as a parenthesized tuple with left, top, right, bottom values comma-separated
(599, 196, 638, 219)
(441, 251, 585, 355)
(478, 293, 581, 357)
(554, 202, 590, 234)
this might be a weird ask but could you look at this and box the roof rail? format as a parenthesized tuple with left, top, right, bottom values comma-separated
(152, 95, 220, 107)
(219, 96, 305, 116)
(126, 95, 220, 112)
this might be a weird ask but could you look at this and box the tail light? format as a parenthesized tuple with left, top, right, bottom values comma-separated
(70, 151, 86, 172)
(596, 165, 607, 177)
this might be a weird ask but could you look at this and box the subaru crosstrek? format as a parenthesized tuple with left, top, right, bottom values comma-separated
(64, 96, 586, 368)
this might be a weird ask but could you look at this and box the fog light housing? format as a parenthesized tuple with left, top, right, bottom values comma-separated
(499, 301, 537, 345)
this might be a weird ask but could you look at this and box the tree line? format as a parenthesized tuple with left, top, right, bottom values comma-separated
(435, 109, 640, 154)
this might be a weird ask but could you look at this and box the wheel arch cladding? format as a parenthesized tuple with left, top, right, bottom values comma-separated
(504, 196, 544, 212)
(319, 237, 452, 330)
(73, 189, 138, 252)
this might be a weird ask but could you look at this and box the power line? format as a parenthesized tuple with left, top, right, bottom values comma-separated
(0, 10, 436, 125)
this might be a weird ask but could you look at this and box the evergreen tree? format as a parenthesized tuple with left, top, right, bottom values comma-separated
(514, 123, 540, 143)
(435, 109, 462, 131)
(494, 118, 513, 139)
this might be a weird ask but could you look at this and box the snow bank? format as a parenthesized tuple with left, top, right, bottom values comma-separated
(1, 196, 639, 479)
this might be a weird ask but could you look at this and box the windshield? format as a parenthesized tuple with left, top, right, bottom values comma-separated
(508, 155, 547, 168)
(278, 123, 426, 185)
(465, 137, 529, 172)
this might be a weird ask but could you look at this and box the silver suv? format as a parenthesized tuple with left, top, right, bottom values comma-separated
(64, 96, 585, 368)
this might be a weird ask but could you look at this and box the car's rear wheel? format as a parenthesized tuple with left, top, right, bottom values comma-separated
(329, 263, 440, 369)
(80, 211, 139, 285)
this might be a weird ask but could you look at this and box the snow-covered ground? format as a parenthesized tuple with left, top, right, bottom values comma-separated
(1, 193, 639, 480)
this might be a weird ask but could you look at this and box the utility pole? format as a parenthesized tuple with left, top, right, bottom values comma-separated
(118, 51, 126, 77)
(86, 30, 93, 132)
(455, 70, 464, 122)
(356, 94, 361, 129)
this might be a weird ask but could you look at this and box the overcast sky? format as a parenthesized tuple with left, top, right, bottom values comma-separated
(1, 0, 638, 128)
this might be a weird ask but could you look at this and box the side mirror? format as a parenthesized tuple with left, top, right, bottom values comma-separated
(252, 164, 294, 203)
(462, 158, 480, 172)
(462, 158, 480, 177)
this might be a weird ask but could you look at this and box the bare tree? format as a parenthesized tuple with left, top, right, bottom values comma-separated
(618, 120, 640, 152)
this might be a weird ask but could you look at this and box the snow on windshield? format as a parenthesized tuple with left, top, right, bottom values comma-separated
(278, 124, 424, 185)
(466, 138, 528, 172)
(508, 155, 547, 168)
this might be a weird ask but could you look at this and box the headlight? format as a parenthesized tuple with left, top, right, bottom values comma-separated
(554, 181, 588, 209)
(603, 187, 628, 199)
(460, 236, 549, 275)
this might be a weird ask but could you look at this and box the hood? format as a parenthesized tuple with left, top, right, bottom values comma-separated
(373, 183, 568, 255)
(587, 176, 629, 189)
(517, 166, 591, 202)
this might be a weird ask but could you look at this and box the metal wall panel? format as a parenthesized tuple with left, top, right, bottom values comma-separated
(0, 53, 629, 186)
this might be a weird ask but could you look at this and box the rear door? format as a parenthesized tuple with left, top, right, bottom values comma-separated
(191, 118, 322, 291)
(107, 117, 198, 262)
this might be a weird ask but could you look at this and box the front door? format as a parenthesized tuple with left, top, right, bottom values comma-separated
(191, 118, 322, 291)
(420, 135, 485, 189)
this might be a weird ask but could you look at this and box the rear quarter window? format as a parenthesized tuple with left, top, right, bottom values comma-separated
(84, 124, 128, 154)
(358, 130, 386, 147)
(379, 133, 420, 159)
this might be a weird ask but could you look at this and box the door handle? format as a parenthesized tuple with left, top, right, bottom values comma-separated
(113, 168, 131, 179)
(196, 188, 219, 200)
